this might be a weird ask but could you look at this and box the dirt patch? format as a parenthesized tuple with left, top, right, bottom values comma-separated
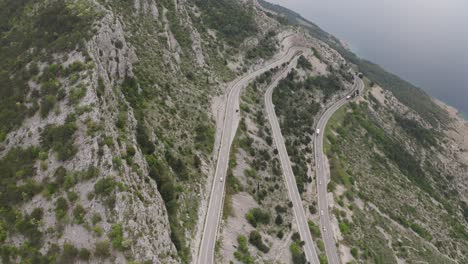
(308, 54, 328, 76)
(219, 192, 258, 262)
(370, 85, 387, 106)
(338, 244, 355, 264)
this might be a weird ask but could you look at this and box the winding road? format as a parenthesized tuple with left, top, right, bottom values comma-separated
(197, 36, 308, 264)
(264, 51, 321, 264)
(314, 76, 364, 264)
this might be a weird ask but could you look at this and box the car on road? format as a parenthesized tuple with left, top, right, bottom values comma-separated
(320, 210, 324, 216)
(346, 95, 351, 100)
(319, 181, 322, 185)
(323, 227, 327, 232)
(220, 177, 223, 182)
(316, 129, 320, 135)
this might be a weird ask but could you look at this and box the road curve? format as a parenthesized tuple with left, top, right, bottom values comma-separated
(197, 38, 307, 264)
(314, 76, 365, 264)
(264, 50, 321, 264)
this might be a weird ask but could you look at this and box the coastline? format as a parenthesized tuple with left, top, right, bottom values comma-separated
(434, 98, 468, 124)
(433, 98, 468, 162)
(460, 111, 468, 121)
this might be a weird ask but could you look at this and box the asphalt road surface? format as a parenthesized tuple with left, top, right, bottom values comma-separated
(264, 51, 321, 264)
(197, 39, 307, 264)
(314, 76, 365, 264)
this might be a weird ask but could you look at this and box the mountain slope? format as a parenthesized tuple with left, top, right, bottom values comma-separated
(0, 0, 466, 264)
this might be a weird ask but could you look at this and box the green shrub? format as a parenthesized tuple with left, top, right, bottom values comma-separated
(40, 116, 77, 160)
(15, 214, 43, 247)
(165, 151, 189, 181)
(308, 220, 321, 237)
(94, 177, 116, 196)
(69, 84, 87, 105)
(55, 197, 69, 220)
(63, 173, 78, 189)
(290, 241, 306, 264)
(91, 213, 102, 225)
(291, 232, 301, 242)
(84, 166, 100, 180)
(410, 223, 432, 241)
(108, 224, 126, 251)
(65, 61, 86, 75)
(73, 204, 86, 224)
(297, 55, 312, 70)
(194, 120, 215, 153)
(30, 208, 43, 221)
(248, 231, 269, 253)
(277, 230, 284, 239)
(339, 221, 350, 234)
(317, 240, 325, 251)
(93, 226, 104, 237)
(40, 95, 57, 118)
(78, 248, 91, 260)
(234, 235, 254, 264)
(275, 214, 283, 225)
(245, 208, 271, 227)
(319, 254, 328, 264)
(97, 77, 105, 98)
(67, 191, 79, 202)
(0, 222, 7, 243)
(94, 240, 110, 258)
(60, 243, 79, 263)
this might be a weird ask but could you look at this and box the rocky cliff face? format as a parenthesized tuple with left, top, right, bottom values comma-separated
(1, 0, 178, 263)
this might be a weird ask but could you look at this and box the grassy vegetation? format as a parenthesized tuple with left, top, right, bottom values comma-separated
(323, 100, 467, 262)
(394, 114, 438, 147)
(234, 235, 254, 264)
(0, 0, 98, 140)
(223, 123, 245, 219)
(308, 220, 321, 237)
(323, 105, 347, 154)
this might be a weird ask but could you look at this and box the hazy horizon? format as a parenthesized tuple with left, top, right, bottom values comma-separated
(267, 0, 468, 118)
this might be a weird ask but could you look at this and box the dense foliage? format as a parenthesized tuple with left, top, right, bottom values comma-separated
(248, 231, 270, 253)
(246, 30, 278, 60)
(272, 70, 326, 192)
(234, 235, 254, 264)
(297, 55, 312, 70)
(40, 115, 78, 161)
(245, 208, 271, 227)
(195, 0, 257, 47)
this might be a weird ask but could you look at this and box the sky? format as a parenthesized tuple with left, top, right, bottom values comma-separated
(267, 0, 468, 118)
